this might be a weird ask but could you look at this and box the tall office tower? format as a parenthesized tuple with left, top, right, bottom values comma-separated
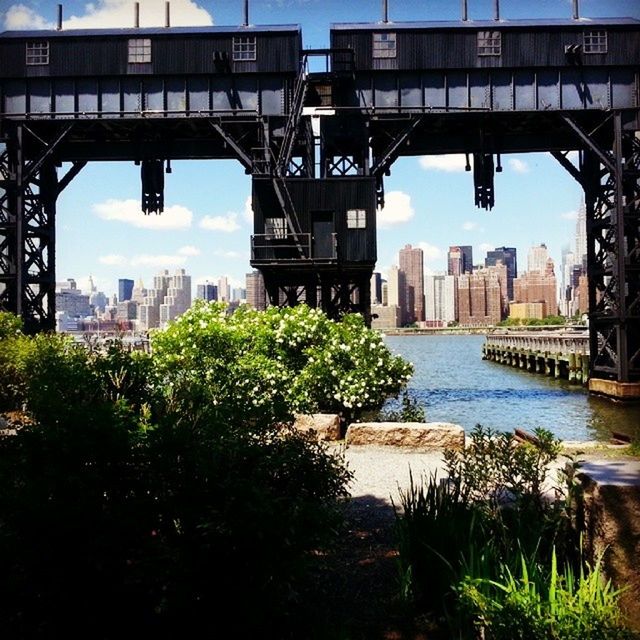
(218, 276, 230, 302)
(131, 278, 147, 304)
(387, 265, 407, 325)
(560, 246, 576, 316)
(370, 272, 382, 305)
(575, 201, 587, 268)
(447, 245, 473, 276)
(399, 244, 425, 323)
(246, 271, 266, 310)
(425, 274, 457, 325)
(381, 281, 389, 306)
(159, 269, 192, 328)
(118, 278, 134, 302)
(513, 258, 558, 317)
(457, 267, 503, 326)
(485, 247, 517, 302)
(196, 281, 218, 302)
(527, 243, 551, 273)
(138, 269, 171, 330)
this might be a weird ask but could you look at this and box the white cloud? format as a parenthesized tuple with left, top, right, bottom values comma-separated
(462, 221, 478, 231)
(417, 242, 442, 263)
(508, 158, 530, 174)
(213, 250, 244, 259)
(378, 191, 414, 228)
(130, 254, 187, 267)
(4, 4, 54, 29)
(200, 213, 241, 233)
(99, 254, 128, 266)
(63, 0, 213, 29)
(561, 210, 579, 220)
(178, 245, 201, 256)
(243, 195, 253, 224)
(93, 199, 193, 229)
(478, 243, 495, 254)
(419, 154, 469, 172)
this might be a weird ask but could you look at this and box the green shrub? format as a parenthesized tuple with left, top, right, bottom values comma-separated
(377, 391, 426, 422)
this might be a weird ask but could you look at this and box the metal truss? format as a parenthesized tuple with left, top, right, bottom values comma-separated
(570, 112, 640, 382)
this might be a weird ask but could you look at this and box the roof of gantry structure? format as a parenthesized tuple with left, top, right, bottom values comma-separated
(331, 17, 640, 30)
(0, 24, 301, 38)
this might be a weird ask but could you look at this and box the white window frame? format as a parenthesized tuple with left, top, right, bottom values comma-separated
(265, 217, 287, 239)
(477, 31, 501, 56)
(26, 41, 49, 66)
(372, 32, 396, 59)
(346, 209, 366, 229)
(583, 30, 607, 54)
(233, 36, 257, 61)
(128, 38, 151, 64)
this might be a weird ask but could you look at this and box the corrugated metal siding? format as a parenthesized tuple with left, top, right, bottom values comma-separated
(0, 31, 300, 77)
(331, 26, 640, 70)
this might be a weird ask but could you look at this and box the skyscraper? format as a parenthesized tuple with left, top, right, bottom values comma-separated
(370, 272, 382, 305)
(387, 265, 407, 325)
(159, 269, 192, 328)
(196, 281, 218, 302)
(485, 247, 517, 302)
(457, 265, 505, 326)
(514, 258, 558, 317)
(118, 278, 134, 302)
(448, 246, 473, 276)
(246, 271, 266, 310)
(425, 274, 457, 325)
(218, 276, 230, 302)
(527, 243, 550, 273)
(399, 244, 425, 323)
(575, 201, 587, 268)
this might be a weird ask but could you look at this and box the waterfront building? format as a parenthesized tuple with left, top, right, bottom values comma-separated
(447, 245, 473, 276)
(246, 271, 266, 310)
(509, 301, 546, 320)
(118, 278, 134, 302)
(457, 265, 504, 326)
(513, 258, 558, 317)
(485, 247, 517, 302)
(371, 304, 400, 329)
(160, 269, 192, 328)
(399, 244, 425, 323)
(387, 266, 408, 325)
(425, 273, 457, 325)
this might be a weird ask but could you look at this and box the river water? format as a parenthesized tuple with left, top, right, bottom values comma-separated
(384, 334, 640, 442)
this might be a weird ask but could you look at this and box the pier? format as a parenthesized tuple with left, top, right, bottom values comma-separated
(483, 330, 590, 385)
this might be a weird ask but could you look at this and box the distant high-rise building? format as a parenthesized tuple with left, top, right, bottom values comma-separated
(485, 247, 517, 302)
(370, 272, 382, 305)
(457, 265, 505, 326)
(425, 274, 457, 325)
(399, 244, 425, 323)
(139, 270, 172, 330)
(381, 281, 389, 306)
(118, 278, 134, 302)
(514, 258, 558, 317)
(387, 266, 408, 325)
(246, 271, 266, 310)
(131, 278, 147, 304)
(575, 201, 587, 268)
(218, 276, 230, 302)
(159, 269, 191, 328)
(448, 246, 473, 276)
(527, 243, 550, 273)
(196, 281, 218, 302)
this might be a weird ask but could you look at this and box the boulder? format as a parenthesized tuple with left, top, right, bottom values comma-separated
(345, 421, 465, 450)
(293, 413, 342, 441)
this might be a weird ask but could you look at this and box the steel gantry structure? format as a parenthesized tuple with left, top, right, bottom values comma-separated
(0, 3, 639, 398)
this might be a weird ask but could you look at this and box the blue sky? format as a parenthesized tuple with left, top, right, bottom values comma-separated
(2, 0, 639, 297)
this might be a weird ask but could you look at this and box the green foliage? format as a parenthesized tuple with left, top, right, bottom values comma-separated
(0, 311, 23, 339)
(377, 391, 426, 422)
(458, 549, 633, 640)
(0, 310, 359, 636)
(498, 315, 567, 327)
(151, 301, 413, 422)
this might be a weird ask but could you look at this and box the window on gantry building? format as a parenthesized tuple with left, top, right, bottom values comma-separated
(128, 38, 152, 63)
(233, 36, 257, 61)
(26, 41, 49, 65)
(346, 209, 367, 229)
(372, 32, 396, 59)
(477, 31, 501, 56)
(265, 217, 287, 239)
(583, 30, 607, 54)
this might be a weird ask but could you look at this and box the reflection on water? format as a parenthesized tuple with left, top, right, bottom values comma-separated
(384, 334, 640, 441)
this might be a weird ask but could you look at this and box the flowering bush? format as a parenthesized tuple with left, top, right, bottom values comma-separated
(150, 302, 413, 422)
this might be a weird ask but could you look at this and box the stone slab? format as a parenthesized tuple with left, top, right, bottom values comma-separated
(293, 413, 342, 441)
(345, 421, 464, 451)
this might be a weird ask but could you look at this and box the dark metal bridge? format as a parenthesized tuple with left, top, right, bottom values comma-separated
(0, 3, 639, 398)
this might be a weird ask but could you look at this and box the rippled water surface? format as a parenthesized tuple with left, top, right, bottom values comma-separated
(384, 335, 640, 441)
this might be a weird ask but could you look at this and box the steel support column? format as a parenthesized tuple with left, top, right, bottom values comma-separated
(581, 113, 640, 383)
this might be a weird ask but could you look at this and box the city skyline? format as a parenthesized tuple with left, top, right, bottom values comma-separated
(2, 0, 638, 299)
